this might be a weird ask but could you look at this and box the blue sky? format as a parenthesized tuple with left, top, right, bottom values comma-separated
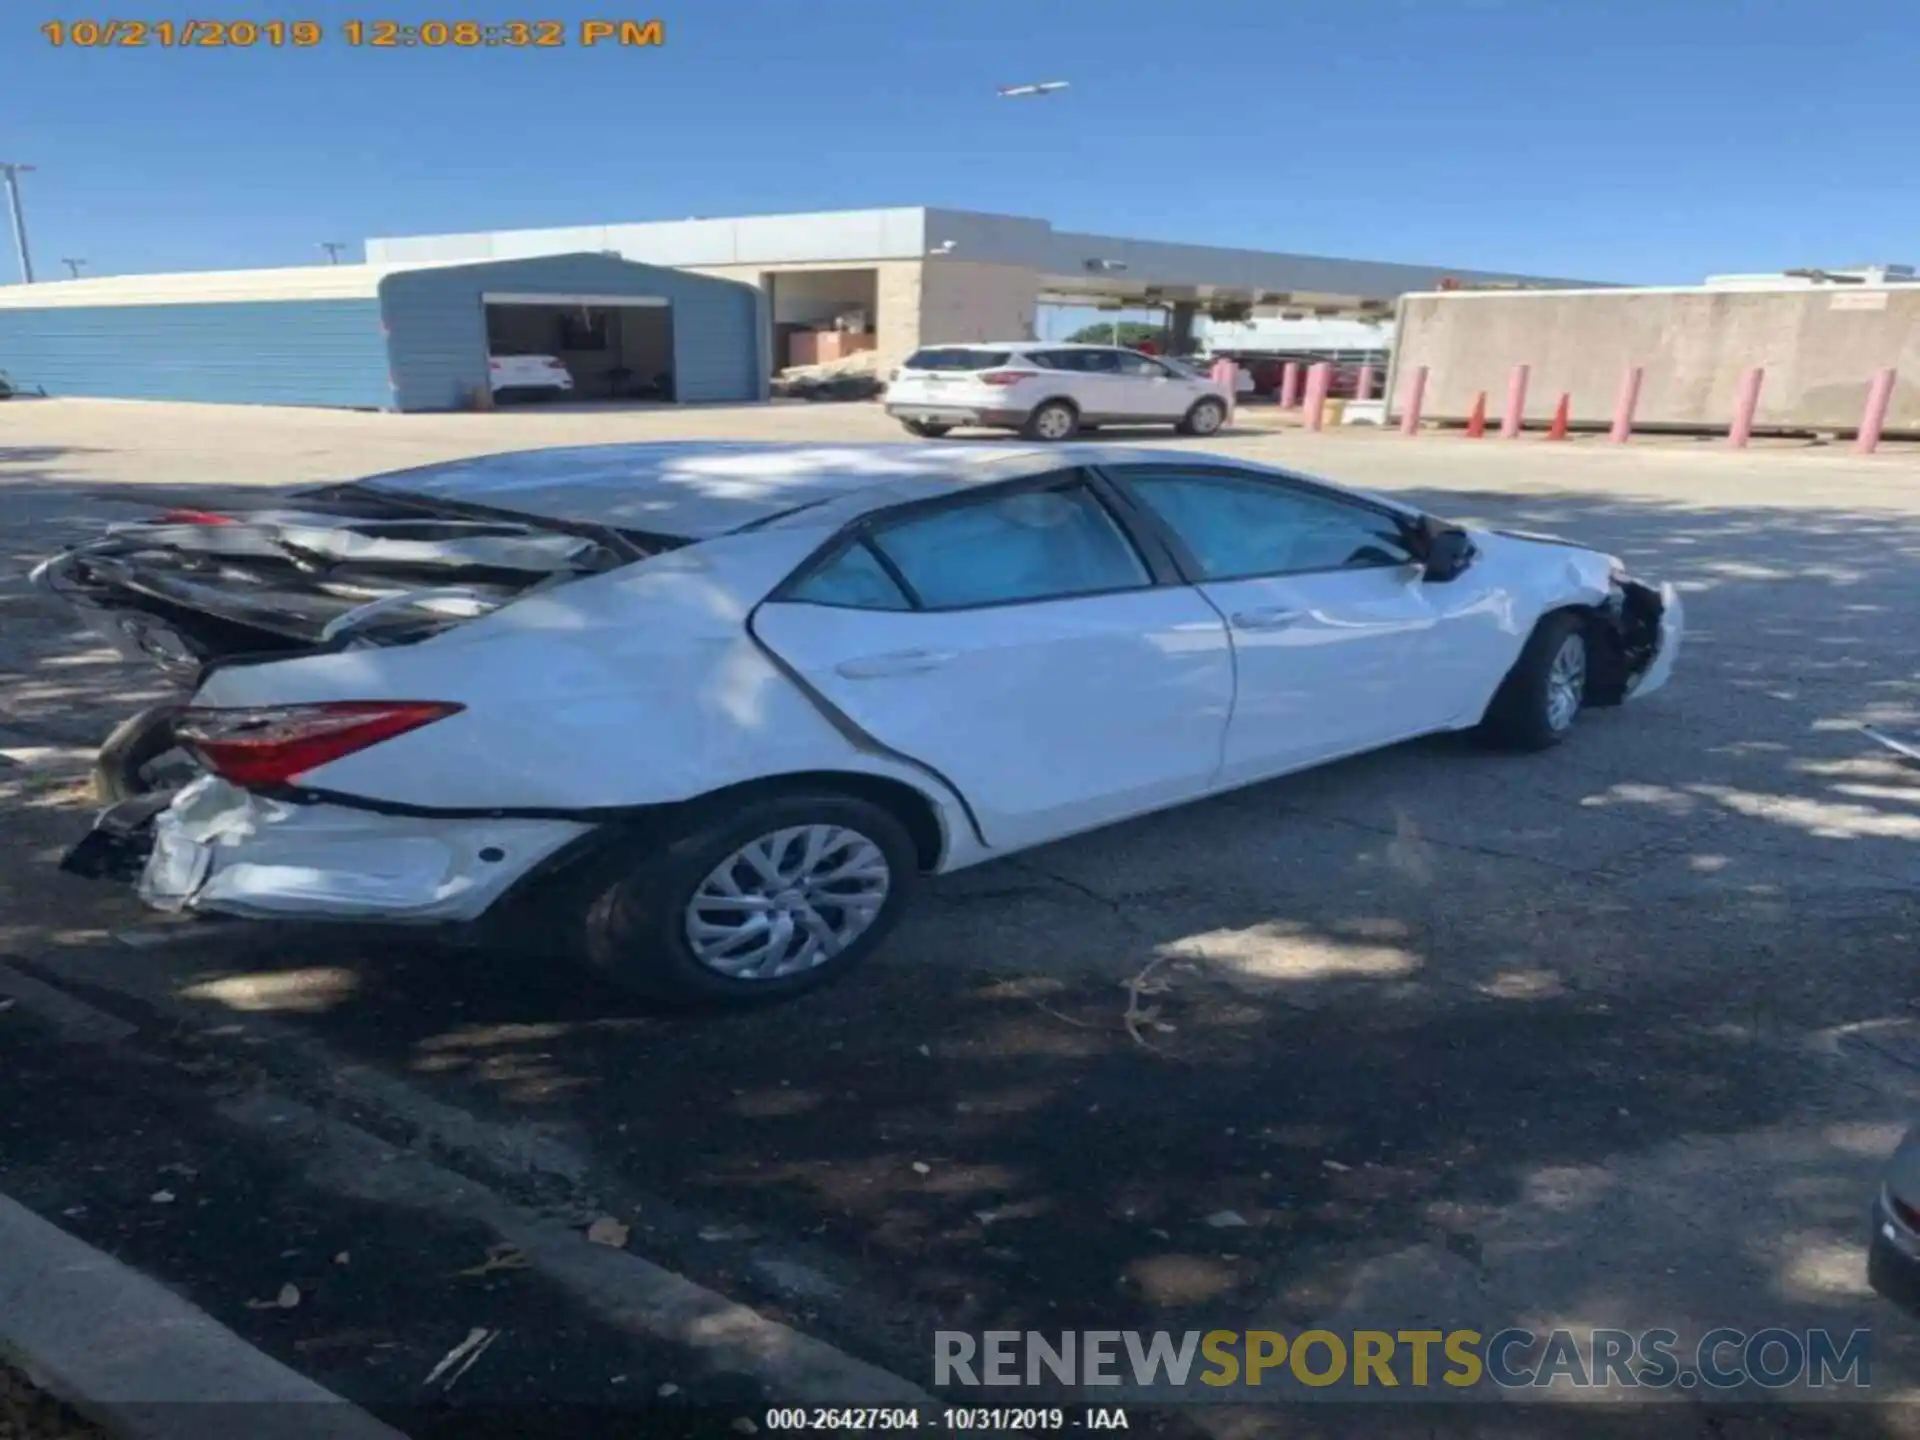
(4, 0, 1914, 286)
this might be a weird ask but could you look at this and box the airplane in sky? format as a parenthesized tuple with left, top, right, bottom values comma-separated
(996, 80, 1070, 98)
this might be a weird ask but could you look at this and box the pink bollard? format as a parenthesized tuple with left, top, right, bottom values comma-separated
(1500, 364, 1530, 439)
(1213, 359, 1239, 421)
(1303, 362, 1332, 432)
(1355, 365, 1375, 402)
(1729, 367, 1766, 447)
(1609, 365, 1643, 444)
(1856, 368, 1898, 454)
(1279, 361, 1302, 408)
(1399, 365, 1429, 436)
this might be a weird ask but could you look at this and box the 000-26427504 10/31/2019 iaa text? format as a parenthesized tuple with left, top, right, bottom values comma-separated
(759, 1407, 1133, 1431)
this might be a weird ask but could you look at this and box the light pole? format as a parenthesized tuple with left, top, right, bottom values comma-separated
(319, 241, 347, 264)
(60, 257, 86, 279)
(0, 163, 37, 283)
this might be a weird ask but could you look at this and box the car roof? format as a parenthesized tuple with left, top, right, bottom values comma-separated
(353, 441, 1417, 538)
(908, 341, 1109, 353)
(355, 441, 1080, 537)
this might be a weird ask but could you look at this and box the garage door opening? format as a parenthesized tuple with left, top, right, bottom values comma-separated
(765, 269, 878, 378)
(483, 294, 675, 404)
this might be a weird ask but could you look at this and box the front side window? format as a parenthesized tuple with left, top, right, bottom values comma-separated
(784, 540, 913, 610)
(1115, 467, 1414, 580)
(868, 477, 1150, 609)
(1040, 349, 1118, 375)
(1113, 352, 1170, 378)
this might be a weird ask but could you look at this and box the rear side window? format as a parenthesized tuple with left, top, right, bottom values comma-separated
(869, 478, 1150, 609)
(903, 348, 1010, 372)
(784, 541, 913, 610)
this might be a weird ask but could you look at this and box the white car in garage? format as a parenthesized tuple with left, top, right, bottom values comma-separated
(886, 343, 1234, 441)
(41, 442, 1680, 1008)
(488, 353, 574, 400)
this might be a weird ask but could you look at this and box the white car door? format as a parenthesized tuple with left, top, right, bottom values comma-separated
(1044, 349, 1134, 422)
(751, 471, 1235, 852)
(1111, 351, 1199, 419)
(1105, 463, 1490, 785)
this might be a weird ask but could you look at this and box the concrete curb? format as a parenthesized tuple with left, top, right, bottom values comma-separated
(0, 952, 938, 1411)
(0, 1192, 407, 1440)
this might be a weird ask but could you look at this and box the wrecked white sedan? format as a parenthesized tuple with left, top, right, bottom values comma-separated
(41, 442, 1681, 1006)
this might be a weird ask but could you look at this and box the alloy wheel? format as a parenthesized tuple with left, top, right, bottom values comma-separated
(683, 824, 891, 980)
(1545, 632, 1587, 733)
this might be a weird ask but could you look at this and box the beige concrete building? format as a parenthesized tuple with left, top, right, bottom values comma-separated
(1390, 278, 1920, 435)
(366, 207, 1589, 375)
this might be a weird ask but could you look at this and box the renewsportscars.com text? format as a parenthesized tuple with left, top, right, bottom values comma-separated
(935, 1327, 1872, 1393)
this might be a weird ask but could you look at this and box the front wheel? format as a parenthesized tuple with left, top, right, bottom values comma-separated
(1022, 400, 1079, 442)
(1177, 397, 1227, 436)
(900, 419, 952, 438)
(1480, 612, 1589, 751)
(575, 791, 919, 1008)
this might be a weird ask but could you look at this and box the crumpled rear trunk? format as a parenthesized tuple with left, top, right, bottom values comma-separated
(32, 492, 633, 678)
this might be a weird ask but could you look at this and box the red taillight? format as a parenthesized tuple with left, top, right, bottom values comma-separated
(978, 370, 1034, 386)
(175, 701, 463, 789)
(157, 508, 236, 526)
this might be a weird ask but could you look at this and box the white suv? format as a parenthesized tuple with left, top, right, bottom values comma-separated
(885, 342, 1232, 441)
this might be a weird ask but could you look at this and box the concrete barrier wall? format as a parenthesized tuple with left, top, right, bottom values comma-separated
(1391, 287, 1920, 433)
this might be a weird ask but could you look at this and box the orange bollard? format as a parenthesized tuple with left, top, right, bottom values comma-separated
(1544, 393, 1570, 441)
(1464, 391, 1487, 438)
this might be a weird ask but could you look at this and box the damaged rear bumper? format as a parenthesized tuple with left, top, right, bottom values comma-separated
(63, 775, 591, 924)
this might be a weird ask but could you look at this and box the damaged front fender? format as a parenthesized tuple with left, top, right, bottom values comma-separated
(1585, 576, 1683, 707)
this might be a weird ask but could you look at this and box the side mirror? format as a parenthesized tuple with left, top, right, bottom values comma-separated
(1422, 528, 1477, 583)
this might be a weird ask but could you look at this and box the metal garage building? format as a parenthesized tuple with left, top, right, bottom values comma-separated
(0, 252, 766, 411)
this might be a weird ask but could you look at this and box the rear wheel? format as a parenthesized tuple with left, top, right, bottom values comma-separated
(574, 790, 919, 1008)
(900, 419, 953, 438)
(1022, 399, 1080, 441)
(1481, 611, 1589, 751)
(1177, 397, 1227, 436)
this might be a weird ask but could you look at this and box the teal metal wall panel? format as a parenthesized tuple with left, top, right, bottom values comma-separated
(0, 299, 390, 408)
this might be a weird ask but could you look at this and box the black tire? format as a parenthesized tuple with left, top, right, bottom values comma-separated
(1021, 399, 1080, 442)
(1480, 610, 1590, 752)
(574, 790, 920, 1009)
(1176, 397, 1228, 437)
(93, 702, 194, 804)
(900, 419, 953, 438)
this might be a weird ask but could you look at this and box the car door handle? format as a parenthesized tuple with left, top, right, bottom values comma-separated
(1230, 607, 1306, 631)
(834, 649, 957, 679)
